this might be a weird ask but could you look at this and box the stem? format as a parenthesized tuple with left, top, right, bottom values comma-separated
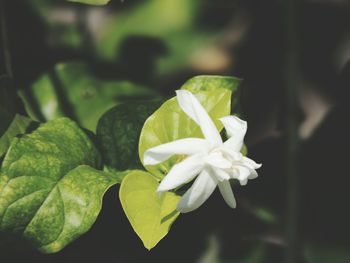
(284, 0, 300, 262)
(0, 0, 13, 77)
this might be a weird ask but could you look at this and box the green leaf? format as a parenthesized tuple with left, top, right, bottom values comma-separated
(181, 75, 241, 93)
(0, 115, 34, 158)
(119, 170, 180, 250)
(181, 75, 243, 115)
(66, 0, 110, 5)
(0, 118, 118, 253)
(23, 62, 156, 131)
(96, 101, 161, 175)
(139, 76, 239, 179)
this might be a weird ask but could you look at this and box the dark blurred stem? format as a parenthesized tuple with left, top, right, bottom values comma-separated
(284, 0, 300, 262)
(0, 0, 13, 77)
(76, 7, 94, 56)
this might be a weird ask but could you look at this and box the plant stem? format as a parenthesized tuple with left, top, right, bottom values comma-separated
(0, 0, 13, 78)
(284, 0, 300, 262)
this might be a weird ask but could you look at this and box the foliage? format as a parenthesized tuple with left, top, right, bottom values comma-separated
(21, 62, 157, 131)
(0, 118, 119, 253)
(118, 76, 240, 247)
(119, 170, 180, 250)
(2, 0, 348, 261)
(96, 101, 161, 174)
(0, 115, 34, 158)
(0, 73, 241, 252)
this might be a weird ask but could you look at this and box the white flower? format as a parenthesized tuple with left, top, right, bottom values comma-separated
(143, 90, 261, 213)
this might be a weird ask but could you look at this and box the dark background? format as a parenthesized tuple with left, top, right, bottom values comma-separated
(1, 0, 350, 262)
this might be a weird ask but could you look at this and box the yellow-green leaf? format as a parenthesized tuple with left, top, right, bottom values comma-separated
(119, 170, 180, 250)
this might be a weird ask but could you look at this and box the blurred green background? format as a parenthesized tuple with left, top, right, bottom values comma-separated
(1, 0, 350, 262)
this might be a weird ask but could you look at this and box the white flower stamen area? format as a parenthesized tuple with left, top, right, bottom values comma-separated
(143, 90, 261, 213)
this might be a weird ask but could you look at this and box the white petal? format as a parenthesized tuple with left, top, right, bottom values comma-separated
(206, 152, 232, 169)
(228, 168, 240, 179)
(157, 154, 205, 193)
(236, 166, 257, 185)
(220, 115, 247, 138)
(240, 178, 248, 186)
(221, 148, 244, 162)
(211, 167, 231, 181)
(242, 156, 262, 170)
(248, 169, 258, 180)
(176, 90, 222, 146)
(143, 138, 209, 165)
(238, 166, 250, 181)
(177, 168, 217, 213)
(221, 116, 247, 152)
(218, 180, 236, 208)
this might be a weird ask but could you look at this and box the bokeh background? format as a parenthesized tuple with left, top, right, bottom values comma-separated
(1, 0, 350, 262)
